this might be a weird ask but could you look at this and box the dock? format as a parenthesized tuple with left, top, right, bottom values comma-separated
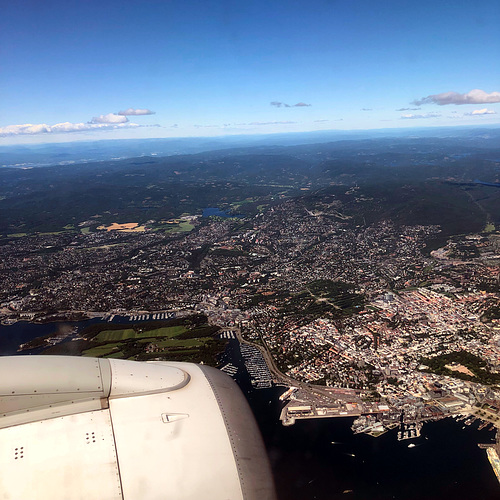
(486, 448, 500, 484)
(240, 344, 273, 389)
(397, 422, 422, 441)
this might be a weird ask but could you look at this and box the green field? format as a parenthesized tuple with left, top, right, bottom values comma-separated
(165, 221, 194, 233)
(137, 337, 207, 348)
(50, 315, 225, 364)
(95, 325, 187, 342)
(82, 342, 124, 357)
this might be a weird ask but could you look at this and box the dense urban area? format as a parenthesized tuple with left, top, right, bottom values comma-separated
(1, 188, 500, 434)
(1, 134, 500, 480)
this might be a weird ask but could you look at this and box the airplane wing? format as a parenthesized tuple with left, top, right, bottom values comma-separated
(0, 356, 276, 500)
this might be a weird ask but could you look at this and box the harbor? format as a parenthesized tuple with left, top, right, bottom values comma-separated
(240, 343, 273, 389)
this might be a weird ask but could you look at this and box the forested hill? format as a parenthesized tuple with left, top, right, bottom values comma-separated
(1, 131, 499, 236)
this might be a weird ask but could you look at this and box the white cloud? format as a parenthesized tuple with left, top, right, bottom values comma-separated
(400, 113, 441, 120)
(90, 113, 128, 124)
(413, 89, 500, 106)
(117, 108, 155, 116)
(0, 121, 139, 137)
(0, 109, 158, 137)
(465, 108, 497, 116)
(51, 122, 91, 133)
(0, 123, 52, 135)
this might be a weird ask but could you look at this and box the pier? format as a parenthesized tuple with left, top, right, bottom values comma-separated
(486, 448, 500, 484)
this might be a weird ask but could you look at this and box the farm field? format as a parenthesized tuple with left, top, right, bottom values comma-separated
(77, 316, 224, 365)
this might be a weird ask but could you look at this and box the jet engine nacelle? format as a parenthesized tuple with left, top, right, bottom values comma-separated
(0, 356, 276, 500)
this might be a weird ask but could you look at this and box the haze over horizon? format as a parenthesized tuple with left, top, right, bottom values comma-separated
(1, 0, 499, 145)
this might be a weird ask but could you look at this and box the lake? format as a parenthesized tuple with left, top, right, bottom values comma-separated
(202, 207, 244, 218)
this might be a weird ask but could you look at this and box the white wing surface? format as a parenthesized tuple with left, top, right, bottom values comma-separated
(0, 356, 276, 500)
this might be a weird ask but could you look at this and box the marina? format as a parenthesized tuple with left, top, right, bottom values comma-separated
(123, 312, 176, 322)
(240, 343, 273, 389)
(219, 330, 237, 339)
(220, 363, 238, 376)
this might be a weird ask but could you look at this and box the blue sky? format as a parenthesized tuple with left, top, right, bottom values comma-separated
(1, 0, 499, 144)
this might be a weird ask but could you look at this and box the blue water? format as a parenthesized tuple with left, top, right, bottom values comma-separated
(202, 207, 244, 218)
(0, 315, 152, 355)
(0, 319, 99, 355)
(473, 179, 500, 188)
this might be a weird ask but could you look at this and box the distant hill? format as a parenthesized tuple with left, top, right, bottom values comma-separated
(1, 126, 499, 168)
(1, 128, 499, 236)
